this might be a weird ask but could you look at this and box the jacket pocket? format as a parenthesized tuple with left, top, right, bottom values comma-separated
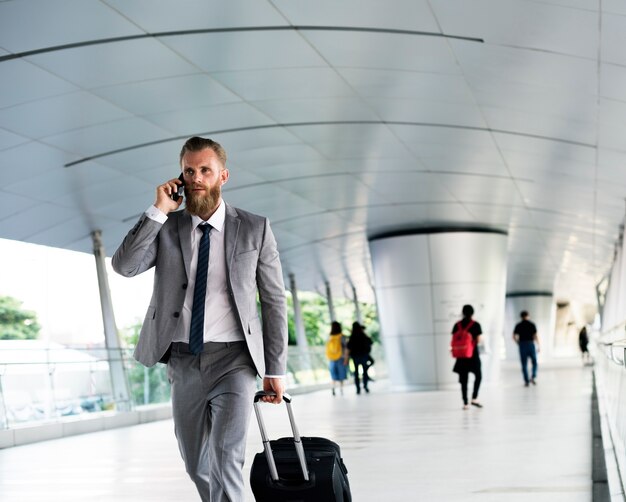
(144, 306, 156, 322)
(235, 248, 258, 260)
(247, 316, 262, 335)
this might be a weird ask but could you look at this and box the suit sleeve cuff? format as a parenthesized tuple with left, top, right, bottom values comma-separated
(145, 205, 168, 224)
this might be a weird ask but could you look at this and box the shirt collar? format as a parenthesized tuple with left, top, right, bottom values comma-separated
(190, 198, 225, 233)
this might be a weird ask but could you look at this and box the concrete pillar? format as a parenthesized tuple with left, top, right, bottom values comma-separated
(505, 292, 555, 360)
(92, 230, 130, 411)
(369, 229, 508, 391)
(289, 273, 308, 349)
(352, 286, 362, 325)
(325, 281, 336, 322)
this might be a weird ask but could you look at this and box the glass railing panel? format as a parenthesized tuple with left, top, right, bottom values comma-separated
(0, 342, 386, 429)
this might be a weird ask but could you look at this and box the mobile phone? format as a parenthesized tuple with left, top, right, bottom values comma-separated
(171, 173, 185, 201)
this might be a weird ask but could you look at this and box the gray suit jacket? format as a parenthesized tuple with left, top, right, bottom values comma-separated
(111, 203, 288, 377)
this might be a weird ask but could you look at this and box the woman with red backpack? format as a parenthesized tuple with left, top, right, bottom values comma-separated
(451, 305, 484, 410)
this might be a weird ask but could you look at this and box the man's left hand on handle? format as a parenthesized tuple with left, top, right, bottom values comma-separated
(261, 377, 285, 404)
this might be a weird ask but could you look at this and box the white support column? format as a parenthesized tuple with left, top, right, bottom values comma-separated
(325, 281, 336, 322)
(352, 286, 362, 324)
(92, 230, 131, 411)
(369, 229, 508, 391)
(289, 273, 308, 349)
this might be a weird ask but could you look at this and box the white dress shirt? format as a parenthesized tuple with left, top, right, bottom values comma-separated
(146, 200, 243, 344)
(145, 201, 283, 377)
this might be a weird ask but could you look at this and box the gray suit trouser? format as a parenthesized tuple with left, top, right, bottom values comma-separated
(168, 341, 257, 502)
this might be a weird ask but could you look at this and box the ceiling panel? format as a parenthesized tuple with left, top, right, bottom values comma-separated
(0, 60, 78, 109)
(212, 68, 356, 101)
(42, 117, 172, 156)
(25, 215, 102, 249)
(471, 82, 597, 124)
(161, 32, 327, 73)
(0, 203, 77, 241)
(0, 142, 74, 185)
(453, 41, 598, 95)
(434, 0, 597, 59)
(230, 144, 326, 173)
(601, 12, 626, 66)
(359, 172, 455, 203)
(311, 138, 413, 161)
(604, 1, 626, 15)
(273, 211, 354, 241)
(252, 97, 380, 123)
(68, 176, 154, 213)
(0, 91, 132, 138)
(276, 174, 386, 210)
(0, 0, 142, 53)
(145, 101, 273, 136)
(285, 123, 397, 144)
(5, 163, 122, 203)
(0, 128, 28, 151)
(214, 128, 304, 154)
(274, 0, 439, 31)
(26, 39, 199, 88)
(0, 191, 36, 221)
(437, 173, 519, 206)
(465, 203, 514, 226)
(483, 106, 597, 146)
(302, 31, 461, 73)
(366, 98, 488, 128)
(224, 185, 324, 220)
(338, 69, 473, 102)
(92, 74, 241, 116)
(105, 0, 284, 32)
(408, 143, 506, 170)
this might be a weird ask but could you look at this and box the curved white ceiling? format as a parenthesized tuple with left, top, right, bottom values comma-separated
(1, 0, 625, 305)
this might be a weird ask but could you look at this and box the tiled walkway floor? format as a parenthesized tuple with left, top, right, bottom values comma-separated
(0, 360, 592, 501)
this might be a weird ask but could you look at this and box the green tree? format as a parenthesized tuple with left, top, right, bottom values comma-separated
(286, 291, 380, 346)
(287, 292, 331, 346)
(0, 295, 41, 340)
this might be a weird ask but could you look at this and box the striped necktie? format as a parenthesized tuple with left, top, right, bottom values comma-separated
(189, 223, 211, 355)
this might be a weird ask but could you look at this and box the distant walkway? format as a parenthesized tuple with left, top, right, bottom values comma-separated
(0, 360, 592, 501)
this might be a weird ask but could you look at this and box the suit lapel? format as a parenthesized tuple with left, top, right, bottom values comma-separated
(224, 203, 240, 272)
(178, 211, 192, 279)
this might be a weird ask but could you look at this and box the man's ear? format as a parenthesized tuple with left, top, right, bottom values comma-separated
(220, 168, 230, 186)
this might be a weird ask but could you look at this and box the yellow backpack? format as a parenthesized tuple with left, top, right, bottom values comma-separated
(326, 334, 343, 361)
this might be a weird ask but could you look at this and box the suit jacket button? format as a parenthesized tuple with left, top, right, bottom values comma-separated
(173, 312, 180, 318)
(182, 284, 188, 290)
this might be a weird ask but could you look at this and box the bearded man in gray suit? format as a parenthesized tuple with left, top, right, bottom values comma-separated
(112, 136, 287, 502)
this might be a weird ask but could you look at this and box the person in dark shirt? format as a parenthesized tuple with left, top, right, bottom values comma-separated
(578, 326, 590, 365)
(513, 310, 540, 386)
(452, 304, 483, 409)
(347, 322, 373, 394)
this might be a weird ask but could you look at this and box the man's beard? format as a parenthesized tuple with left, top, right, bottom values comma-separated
(185, 183, 221, 217)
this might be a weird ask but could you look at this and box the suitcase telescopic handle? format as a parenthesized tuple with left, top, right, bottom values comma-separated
(253, 391, 309, 482)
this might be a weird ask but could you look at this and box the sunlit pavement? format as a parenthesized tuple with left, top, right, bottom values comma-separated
(0, 359, 591, 501)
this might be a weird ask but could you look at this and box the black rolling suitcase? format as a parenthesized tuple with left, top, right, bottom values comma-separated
(250, 391, 352, 502)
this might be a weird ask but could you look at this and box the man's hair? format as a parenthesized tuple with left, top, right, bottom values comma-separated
(520, 310, 529, 318)
(179, 136, 227, 167)
(330, 321, 342, 335)
(462, 304, 474, 318)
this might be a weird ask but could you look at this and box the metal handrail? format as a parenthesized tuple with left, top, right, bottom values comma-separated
(598, 336, 626, 368)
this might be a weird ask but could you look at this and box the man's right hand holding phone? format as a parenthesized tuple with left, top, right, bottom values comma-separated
(155, 175, 184, 215)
